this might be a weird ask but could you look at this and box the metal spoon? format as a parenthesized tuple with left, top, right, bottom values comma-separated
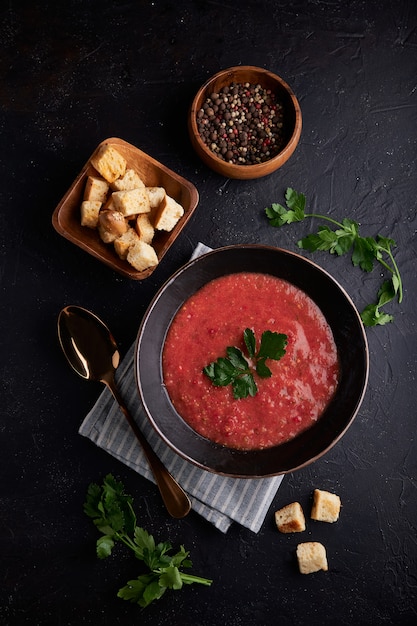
(57, 305, 191, 518)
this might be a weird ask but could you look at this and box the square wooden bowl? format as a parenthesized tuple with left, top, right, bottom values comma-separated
(52, 137, 199, 279)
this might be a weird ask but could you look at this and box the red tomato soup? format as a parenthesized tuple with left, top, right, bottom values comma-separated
(162, 272, 339, 450)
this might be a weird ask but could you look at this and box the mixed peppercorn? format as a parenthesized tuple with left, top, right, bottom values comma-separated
(196, 82, 286, 166)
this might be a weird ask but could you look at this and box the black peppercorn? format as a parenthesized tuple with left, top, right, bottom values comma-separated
(197, 82, 285, 165)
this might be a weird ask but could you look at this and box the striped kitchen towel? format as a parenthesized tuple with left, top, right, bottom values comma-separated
(79, 243, 284, 533)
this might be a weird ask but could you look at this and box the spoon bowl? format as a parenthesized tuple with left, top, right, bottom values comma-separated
(58, 306, 120, 381)
(58, 305, 191, 518)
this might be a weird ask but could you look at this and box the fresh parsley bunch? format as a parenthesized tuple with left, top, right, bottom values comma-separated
(84, 474, 212, 608)
(203, 328, 287, 399)
(265, 188, 403, 326)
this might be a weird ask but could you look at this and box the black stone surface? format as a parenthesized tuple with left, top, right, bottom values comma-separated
(1, 1, 416, 624)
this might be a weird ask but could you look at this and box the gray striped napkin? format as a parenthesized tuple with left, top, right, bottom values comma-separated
(79, 243, 284, 533)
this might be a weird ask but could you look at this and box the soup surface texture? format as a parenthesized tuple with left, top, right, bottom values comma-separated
(162, 272, 339, 450)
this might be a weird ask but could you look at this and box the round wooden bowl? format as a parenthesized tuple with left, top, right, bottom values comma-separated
(188, 66, 302, 179)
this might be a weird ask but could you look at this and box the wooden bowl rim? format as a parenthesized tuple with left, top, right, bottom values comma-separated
(189, 66, 302, 178)
(52, 137, 199, 279)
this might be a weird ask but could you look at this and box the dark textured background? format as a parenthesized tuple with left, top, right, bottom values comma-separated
(1, 1, 416, 624)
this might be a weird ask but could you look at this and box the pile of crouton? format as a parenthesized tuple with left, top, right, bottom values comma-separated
(80, 143, 184, 272)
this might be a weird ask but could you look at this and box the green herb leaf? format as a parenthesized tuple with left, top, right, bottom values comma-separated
(83, 482, 102, 519)
(96, 535, 115, 559)
(232, 373, 257, 399)
(264, 187, 306, 226)
(84, 474, 136, 538)
(351, 236, 376, 271)
(285, 187, 307, 213)
(243, 327, 256, 357)
(360, 278, 397, 326)
(392, 273, 400, 294)
(118, 574, 166, 607)
(299, 225, 356, 256)
(264, 202, 289, 227)
(255, 358, 272, 378)
(298, 231, 328, 252)
(266, 187, 403, 326)
(159, 566, 183, 590)
(227, 346, 250, 371)
(376, 235, 396, 251)
(203, 328, 287, 398)
(377, 279, 397, 306)
(117, 574, 160, 606)
(169, 545, 192, 569)
(257, 330, 288, 361)
(133, 526, 157, 565)
(85, 476, 212, 609)
(203, 357, 240, 387)
(360, 303, 394, 326)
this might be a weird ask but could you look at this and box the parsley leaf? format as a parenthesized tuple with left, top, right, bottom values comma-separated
(118, 574, 165, 607)
(351, 235, 376, 272)
(360, 280, 397, 326)
(265, 188, 403, 326)
(243, 327, 256, 357)
(203, 328, 287, 399)
(84, 474, 136, 556)
(264, 189, 305, 226)
(84, 475, 212, 608)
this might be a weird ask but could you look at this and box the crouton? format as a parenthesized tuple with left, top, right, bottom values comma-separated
(135, 213, 155, 244)
(91, 144, 127, 183)
(80, 147, 185, 273)
(102, 194, 116, 211)
(98, 210, 128, 244)
(80, 200, 102, 228)
(275, 502, 306, 533)
(311, 489, 341, 523)
(126, 240, 159, 271)
(112, 188, 151, 217)
(110, 168, 146, 191)
(114, 228, 140, 260)
(296, 542, 328, 574)
(83, 175, 109, 203)
(147, 186, 166, 208)
(153, 194, 184, 231)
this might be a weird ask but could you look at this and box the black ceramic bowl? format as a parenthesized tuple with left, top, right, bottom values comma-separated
(135, 245, 369, 478)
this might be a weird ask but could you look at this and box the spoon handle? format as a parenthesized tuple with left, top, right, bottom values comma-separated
(104, 377, 191, 519)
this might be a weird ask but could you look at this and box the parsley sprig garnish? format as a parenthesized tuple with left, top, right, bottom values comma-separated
(265, 187, 403, 326)
(84, 474, 212, 608)
(203, 328, 287, 399)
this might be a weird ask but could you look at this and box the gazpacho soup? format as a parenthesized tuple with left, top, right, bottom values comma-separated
(162, 272, 339, 450)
